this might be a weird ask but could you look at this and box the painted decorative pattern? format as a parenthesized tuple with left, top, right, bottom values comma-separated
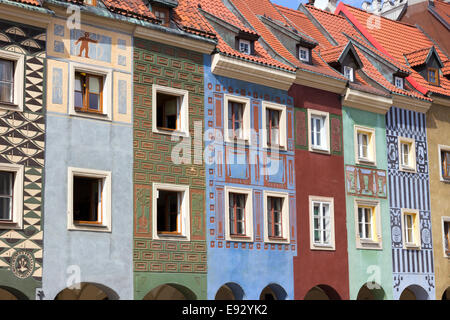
(133, 39, 206, 274)
(0, 20, 45, 288)
(345, 165, 387, 198)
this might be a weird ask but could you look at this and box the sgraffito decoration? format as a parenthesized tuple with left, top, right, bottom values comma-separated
(345, 165, 387, 198)
(0, 20, 45, 286)
(386, 106, 435, 299)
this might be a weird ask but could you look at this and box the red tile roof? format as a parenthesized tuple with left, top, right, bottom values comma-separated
(101, 0, 158, 22)
(336, 3, 450, 98)
(433, 0, 450, 26)
(8, 0, 41, 6)
(443, 60, 450, 76)
(404, 47, 433, 67)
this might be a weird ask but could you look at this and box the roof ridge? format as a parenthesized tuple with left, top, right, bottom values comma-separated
(305, 4, 346, 19)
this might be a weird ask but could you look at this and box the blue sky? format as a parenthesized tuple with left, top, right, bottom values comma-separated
(270, 0, 365, 9)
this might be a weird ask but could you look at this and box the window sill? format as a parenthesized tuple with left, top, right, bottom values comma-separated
(357, 239, 382, 250)
(263, 144, 287, 152)
(356, 158, 376, 166)
(309, 146, 330, 155)
(68, 224, 111, 233)
(404, 244, 421, 250)
(0, 221, 22, 230)
(0, 102, 21, 112)
(399, 166, 416, 173)
(311, 243, 335, 251)
(266, 237, 289, 244)
(71, 109, 111, 122)
(227, 235, 253, 242)
(225, 138, 250, 146)
(153, 128, 189, 138)
(154, 233, 189, 241)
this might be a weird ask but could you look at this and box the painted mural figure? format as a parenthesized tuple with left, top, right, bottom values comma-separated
(75, 32, 97, 58)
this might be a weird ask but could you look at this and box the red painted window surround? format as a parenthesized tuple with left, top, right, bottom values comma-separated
(334, 3, 429, 95)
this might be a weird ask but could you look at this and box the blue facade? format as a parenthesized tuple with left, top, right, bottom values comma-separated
(203, 55, 297, 300)
(386, 106, 435, 300)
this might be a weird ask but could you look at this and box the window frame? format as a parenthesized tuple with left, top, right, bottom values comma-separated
(442, 216, 450, 258)
(0, 50, 24, 112)
(152, 84, 189, 137)
(354, 199, 382, 250)
(261, 101, 287, 150)
(298, 46, 310, 63)
(354, 125, 376, 166)
(263, 191, 290, 244)
(398, 136, 416, 172)
(344, 65, 354, 82)
(394, 76, 404, 89)
(307, 109, 330, 154)
(238, 39, 251, 55)
(69, 62, 112, 121)
(401, 209, 421, 249)
(152, 183, 190, 241)
(438, 145, 450, 182)
(67, 167, 112, 233)
(224, 94, 251, 145)
(74, 71, 104, 114)
(0, 163, 24, 230)
(309, 196, 335, 250)
(427, 67, 439, 85)
(225, 186, 253, 242)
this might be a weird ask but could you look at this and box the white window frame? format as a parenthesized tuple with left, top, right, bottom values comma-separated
(69, 62, 112, 121)
(224, 186, 253, 242)
(298, 46, 310, 62)
(0, 50, 24, 112)
(238, 39, 251, 55)
(442, 216, 450, 258)
(354, 199, 382, 250)
(398, 136, 416, 172)
(308, 109, 330, 154)
(401, 209, 421, 249)
(152, 84, 189, 137)
(67, 167, 112, 233)
(224, 94, 251, 145)
(152, 183, 190, 241)
(262, 101, 287, 150)
(0, 163, 24, 230)
(354, 125, 376, 165)
(438, 144, 450, 182)
(309, 196, 335, 250)
(344, 65, 354, 82)
(263, 191, 290, 244)
(394, 76, 404, 89)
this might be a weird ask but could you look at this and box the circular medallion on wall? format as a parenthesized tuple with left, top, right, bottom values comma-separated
(392, 226, 402, 243)
(11, 250, 34, 279)
(421, 228, 431, 245)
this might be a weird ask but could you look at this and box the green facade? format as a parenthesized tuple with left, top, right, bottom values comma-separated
(133, 38, 207, 299)
(342, 106, 393, 300)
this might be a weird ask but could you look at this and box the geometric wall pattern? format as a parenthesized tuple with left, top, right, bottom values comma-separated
(133, 38, 206, 275)
(0, 19, 45, 294)
(386, 107, 435, 298)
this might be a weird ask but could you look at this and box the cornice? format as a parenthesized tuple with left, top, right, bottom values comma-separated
(342, 87, 392, 114)
(295, 69, 347, 94)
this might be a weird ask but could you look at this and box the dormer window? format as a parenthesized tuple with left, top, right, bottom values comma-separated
(428, 68, 439, 85)
(239, 39, 251, 55)
(84, 0, 96, 5)
(394, 76, 404, 89)
(344, 66, 354, 82)
(298, 46, 310, 63)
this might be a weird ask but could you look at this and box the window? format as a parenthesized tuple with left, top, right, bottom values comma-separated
(309, 196, 335, 250)
(298, 46, 310, 62)
(0, 164, 23, 230)
(442, 217, 450, 257)
(84, 0, 97, 5)
(70, 63, 112, 120)
(225, 187, 253, 242)
(152, 85, 189, 137)
(152, 183, 190, 241)
(67, 167, 111, 232)
(238, 39, 251, 55)
(308, 109, 329, 153)
(394, 76, 404, 89)
(428, 68, 439, 85)
(224, 95, 251, 144)
(264, 191, 290, 243)
(74, 72, 103, 114)
(154, 7, 170, 26)
(0, 50, 24, 111)
(401, 209, 420, 249)
(398, 137, 416, 172)
(439, 145, 450, 181)
(344, 66, 354, 82)
(262, 102, 287, 149)
(354, 199, 382, 249)
(354, 126, 376, 165)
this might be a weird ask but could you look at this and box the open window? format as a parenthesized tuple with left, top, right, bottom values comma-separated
(0, 164, 24, 230)
(152, 85, 189, 137)
(262, 102, 287, 150)
(398, 137, 416, 172)
(74, 72, 103, 114)
(401, 209, 420, 249)
(0, 50, 24, 111)
(225, 187, 253, 242)
(152, 183, 190, 241)
(68, 168, 111, 232)
(354, 125, 376, 165)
